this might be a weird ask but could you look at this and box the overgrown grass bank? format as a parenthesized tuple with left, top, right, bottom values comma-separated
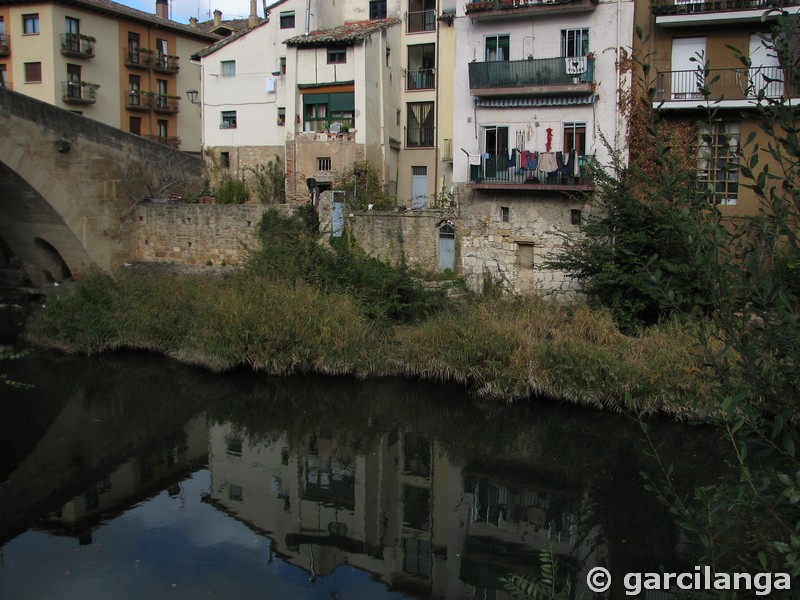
(25, 271, 720, 417)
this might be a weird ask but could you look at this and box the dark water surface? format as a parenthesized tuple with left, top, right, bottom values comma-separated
(0, 328, 725, 599)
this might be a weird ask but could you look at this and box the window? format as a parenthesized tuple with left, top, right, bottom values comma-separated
(64, 17, 80, 52)
(370, 0, 387, 19)
(24, 62, 41, 83)
(280, 56, 286, 74)
(485, 35, 510, 62)
(127, 32, 140, 63)
(698, 121, 740, 205)
(302, 91, 354, 132)
(221, 60, 236, 77)
(406, 101, 434, 147)
(563, 122, 586, 154)
(571, 209, 582, 226)
(65, 16, 79, 34)
(228, 484, 243, 502)
(518, 243, 535, 269)
(221, 110, 237, 128)
(23, 14, 39, 35)
(562, 29, 590, 58)
(0, 65, 7, 88)
(220, 151, 230, 168)
(407, 44, 435, 90)
(317, 157, 332, 171)
(501, 206, 510, 222)
(66, 64, 81, 98)
(277, 107, 285, 126)
(129, 116, 141, 135)
(280, 11, 295, 29)
(327, 48, 346, 64)
(157, 119, 168, 139)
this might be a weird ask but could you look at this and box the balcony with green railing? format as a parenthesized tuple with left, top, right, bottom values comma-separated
(465, 0, 597, 20)
(469, 56, 595, 97)
(153, 53, 180, 74)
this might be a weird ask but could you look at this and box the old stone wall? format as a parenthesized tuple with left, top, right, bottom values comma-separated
(133, 204, 293, 266)
(458, 189, 588, 300)
(203, 146, 285, 194)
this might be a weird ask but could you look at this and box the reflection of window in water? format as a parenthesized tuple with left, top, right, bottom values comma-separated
(281, 447, 290, 466)
(403, 485, 431, 531)
(229, 483, 243, 502)
(226, 437, 243, 456)
(403, 433, 431, 478)
(403, 537, 431, 577)
(303, 456, 356, 508)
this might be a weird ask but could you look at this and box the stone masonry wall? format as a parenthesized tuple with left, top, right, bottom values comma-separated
(458, 190, 589, 300)
(133, 204, 293, 266)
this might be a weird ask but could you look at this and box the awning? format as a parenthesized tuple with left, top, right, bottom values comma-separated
(475, 95, 596, 108)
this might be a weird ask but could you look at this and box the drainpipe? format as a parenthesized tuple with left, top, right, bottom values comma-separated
(305, 0, 311, 35)
(615, 0, 622, 157)
(433, 0, 440, 207)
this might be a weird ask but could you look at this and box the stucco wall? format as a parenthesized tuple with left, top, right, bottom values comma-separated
(132, 204, 291, 266)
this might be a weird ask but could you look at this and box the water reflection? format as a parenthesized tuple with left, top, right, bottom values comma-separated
(0, 351, 722, 599)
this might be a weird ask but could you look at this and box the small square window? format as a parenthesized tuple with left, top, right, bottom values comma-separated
(24, 62, 42, 83)
(501, 206, 510, 222)
(370, 0, 387, 19)
(280, 56, 287, 75)
(221, 60, 235, 77)
(221, 110, 237, 129)
(317, 157, 332, 171)
(327, 48, 346, 64)
(23, 14, 39, 35)
(570, 209, 582, 226)
(280, 11, 295, 29)
(277, 107, 285, 126)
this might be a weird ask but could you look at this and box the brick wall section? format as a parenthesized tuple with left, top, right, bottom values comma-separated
(133, 204, 294, 266)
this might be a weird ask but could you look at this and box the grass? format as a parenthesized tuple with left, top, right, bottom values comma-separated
(25, 269, 723, 418)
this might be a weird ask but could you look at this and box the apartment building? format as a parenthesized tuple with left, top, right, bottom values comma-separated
(451, 0, 635, 295)
(194, 0, 456, 210)
(0, 0, 219, 152)
(635, 0, 800, 218)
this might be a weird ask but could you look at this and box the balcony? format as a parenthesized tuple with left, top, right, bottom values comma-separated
(406, 68, 436, 90)
(153, 53, 180, 74)
(302, 117, 355, 134)
(124, 48, 154, 69)
(61, 81, 97, 104)
(0, 33, 10, 57)
(142, 134, 181, 149)
(651, 0, 800, 25)
(125, 90, 154, 111)
(469, 56, 595, 97)
(153, 95, 180, 114)
(60, 33, 95, 58)
(467, 151, 595, 190)
(653, 66, 798, 107)
(464, 0, 598, 20)
(406, 126, 436, 148)
(407, 10, 436, 32)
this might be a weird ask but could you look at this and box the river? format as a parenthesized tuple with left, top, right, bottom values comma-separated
(0, 303, 725, 599)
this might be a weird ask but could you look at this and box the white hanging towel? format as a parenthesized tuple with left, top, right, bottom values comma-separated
(265, 76, 276, 92)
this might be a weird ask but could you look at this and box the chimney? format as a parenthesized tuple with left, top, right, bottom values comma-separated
(213, 9, 222, 27)
(156, 0, 168, 19)
(189, 16, 198, 27)
(248, 0, 258, 27)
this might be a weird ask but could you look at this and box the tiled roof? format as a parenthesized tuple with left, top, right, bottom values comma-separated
(193, 17, 256, 35)
(0, 0, 220, 41)
(284, 18, 401, 47)
(192, 17, 270, 59)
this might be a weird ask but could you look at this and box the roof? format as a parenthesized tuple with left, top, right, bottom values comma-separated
(193, 17, 256, 36)
(0, 0, 220, 42)
(192, 17, 271, 59)
(284, 18, 401, 47)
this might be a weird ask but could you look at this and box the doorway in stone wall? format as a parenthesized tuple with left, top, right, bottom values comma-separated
(437, 222, 455, 271)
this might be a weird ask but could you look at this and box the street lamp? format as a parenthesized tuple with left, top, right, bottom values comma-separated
(185, 89, 200, 105)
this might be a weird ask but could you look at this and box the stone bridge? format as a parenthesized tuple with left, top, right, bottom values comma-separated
(0, 87, 205, 286)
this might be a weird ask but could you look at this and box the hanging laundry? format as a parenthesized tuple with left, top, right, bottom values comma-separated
(538, 152, 558, 173)
(527, 150, 539, 171)
(557, 149, 576, 174)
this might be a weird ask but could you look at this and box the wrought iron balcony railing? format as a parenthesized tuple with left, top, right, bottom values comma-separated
(61, 81, 97, 104)
(125, 90, 155, 110)
(406, 126, 436, 148)
(0, 33, 10, 56)
(654, 66, 797, 103)
(469, 56, 595, 95)
(468, 150, 595, 188)
(60, 33, 95, 58)
(153, 95, 180, 113)
(651, 0, 800, 15)
(465, 0, 598, 18)
(123, 48, 155, 68)
(302, 117, 355, 134)
(406, 10, 436, 33)
(153, 53, 180, 74)
(406, 69, 436, 90)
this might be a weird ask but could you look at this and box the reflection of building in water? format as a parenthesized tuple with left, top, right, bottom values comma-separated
(39, 415, 208, 541)
(206, 422, 604, 598)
